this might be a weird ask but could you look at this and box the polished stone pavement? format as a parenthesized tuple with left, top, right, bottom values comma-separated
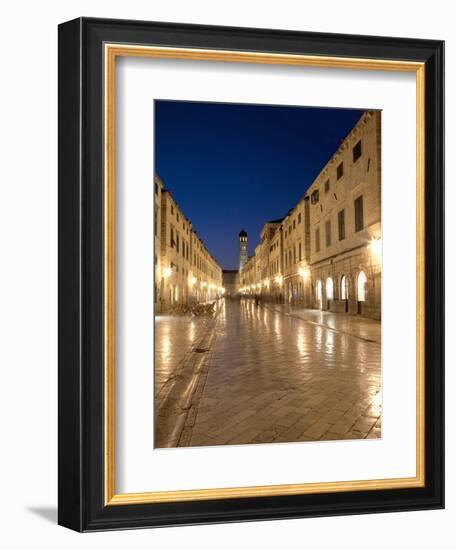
(154, 298, 381, 448)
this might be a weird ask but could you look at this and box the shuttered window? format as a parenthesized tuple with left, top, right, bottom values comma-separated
(354, 196, 364, 232)
(337, 162, 344, 180)
(325, 220, 331, 248)
(353, 140, 362, 162)
(338, 209, 345, 241)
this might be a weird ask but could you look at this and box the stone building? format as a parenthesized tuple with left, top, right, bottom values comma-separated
(155, 175, 223, 312)
(307, 110, 381, 319)
(154, 175, 164, 303)
(281, 198, 312, 307)
(222, 270, 239, 298)
(258, 220, 282, 300)
(238, 110, 381, 320)
(240, 253, 257, 293)
(268, 220, 284, 301)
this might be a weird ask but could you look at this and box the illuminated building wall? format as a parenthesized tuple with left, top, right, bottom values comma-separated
(155, 175, 223, 311)
(238, 110, 381, 320)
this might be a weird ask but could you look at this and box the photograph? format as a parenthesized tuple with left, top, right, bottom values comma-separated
(153, 100, 382, 448)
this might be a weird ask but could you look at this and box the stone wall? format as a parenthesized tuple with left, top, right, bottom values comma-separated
(238, 110, 382, 321)
(155, 175, 223, 312)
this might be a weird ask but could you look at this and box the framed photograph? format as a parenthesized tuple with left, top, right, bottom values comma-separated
(58, 17, 444, 531)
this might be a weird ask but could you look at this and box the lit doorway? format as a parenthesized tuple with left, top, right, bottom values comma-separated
(316, 279, 322, 309)
(357, 270, 367, 313)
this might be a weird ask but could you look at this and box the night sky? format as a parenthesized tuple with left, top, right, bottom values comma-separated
(155, 100, 363, 270)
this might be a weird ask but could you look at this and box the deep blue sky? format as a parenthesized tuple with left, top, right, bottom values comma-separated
(155, 100, 363, 270)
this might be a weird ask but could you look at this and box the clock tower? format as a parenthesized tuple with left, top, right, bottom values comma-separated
(239, 229, 248, 271)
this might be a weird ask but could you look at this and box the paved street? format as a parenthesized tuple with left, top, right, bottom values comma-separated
(154, 298, 381, 448)
(263, 304, 381, 344)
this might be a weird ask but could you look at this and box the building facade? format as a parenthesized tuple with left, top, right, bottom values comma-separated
(308, 110, 381, 319)
(155, 175, 223, 312)
(239, 110, 381, 320)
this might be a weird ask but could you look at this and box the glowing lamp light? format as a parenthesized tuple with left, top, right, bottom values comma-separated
(369, 237, 382, 260)
(298, 266, 310, 279)
(189, 276, 197, 286)
(221, 287, 226, 294)
(163, 266, 172, 279)
(274, 275, 283, 285)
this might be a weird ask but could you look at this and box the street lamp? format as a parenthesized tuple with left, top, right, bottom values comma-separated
(163, 266, 172, 279)
(298, 265, 310, 280)
(369, 237, 382, 262)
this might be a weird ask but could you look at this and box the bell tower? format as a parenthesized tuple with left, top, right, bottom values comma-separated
(239, 229, 248, 271)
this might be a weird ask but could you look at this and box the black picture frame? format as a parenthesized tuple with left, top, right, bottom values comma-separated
(58, 17, 444, 531)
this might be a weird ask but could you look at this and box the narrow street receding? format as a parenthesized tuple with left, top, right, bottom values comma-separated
(154, 102, 382, 449)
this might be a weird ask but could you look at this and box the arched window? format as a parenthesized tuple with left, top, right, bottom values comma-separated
(357, 271, 367, 301)
(340, 275, 348, 300)
(316, 280, 322, 303)
(326, 277, 334, 300)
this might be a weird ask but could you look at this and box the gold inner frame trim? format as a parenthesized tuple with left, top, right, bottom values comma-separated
(104, 43, 426, 506)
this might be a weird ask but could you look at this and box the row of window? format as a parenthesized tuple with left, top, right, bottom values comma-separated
(156, 190, 222, 279)
(315, 195, 364, 253)
(310, 140, 363, 205)
(270, 258, 280, 276)
(244, 196, 365, 275)
(284, 242, 303, 269)
(170, 227, 190, 260)
(165, 260, 216, 282)
(283, 212, 302, 238)
(169, 262, 190, 276)
(194, 254, 214, 277)
(170, 225, 219, 277)
(270, 240, 280, 253)
(169, 203, 191, 235)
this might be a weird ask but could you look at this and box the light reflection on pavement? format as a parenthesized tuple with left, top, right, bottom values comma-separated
(154, 298, 381, 448)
